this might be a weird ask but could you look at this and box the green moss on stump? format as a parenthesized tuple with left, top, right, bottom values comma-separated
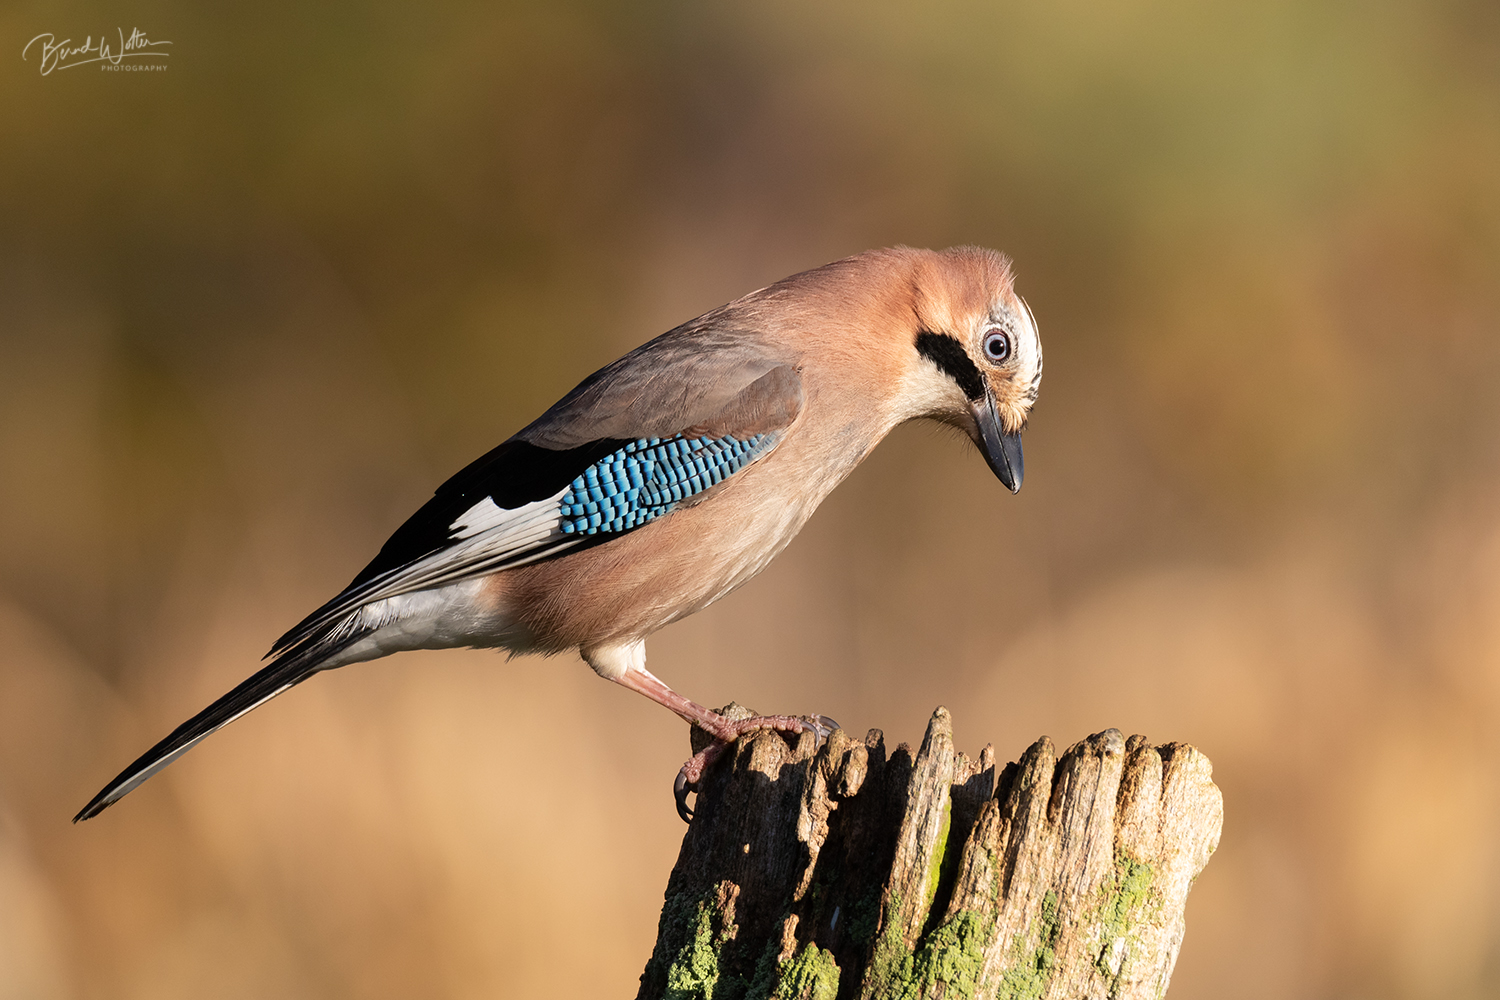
(663, 898, 730, 1000)
(847, 885, 883, 946)
(862, 888, 913, 994)
(922, 800, 953, 916)
(896, 908, 995, 1000)
(753, 943, 841, 1000)
(1093, 852, 1156, 996)
(994, 890, 1061, 1000)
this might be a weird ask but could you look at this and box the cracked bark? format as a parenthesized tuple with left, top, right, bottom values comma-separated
(636, 706, 1223, 1000)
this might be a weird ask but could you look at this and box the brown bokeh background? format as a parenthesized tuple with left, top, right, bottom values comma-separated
(3, 1, 1500, 997)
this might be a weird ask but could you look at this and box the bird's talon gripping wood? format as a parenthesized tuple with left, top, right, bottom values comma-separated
(74, 246, 1042, 823)
(674, 710, 842, 822)
(674, 752, 711, 822)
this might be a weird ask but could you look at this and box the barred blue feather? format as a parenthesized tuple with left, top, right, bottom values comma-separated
(558, 434, 773, 535)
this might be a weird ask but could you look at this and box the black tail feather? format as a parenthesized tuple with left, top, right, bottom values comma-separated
(73, 634, 358, 822)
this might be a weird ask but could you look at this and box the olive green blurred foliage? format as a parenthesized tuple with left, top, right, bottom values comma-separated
(3, 1, 1500, 997)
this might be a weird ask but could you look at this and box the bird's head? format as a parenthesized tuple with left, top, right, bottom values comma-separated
(898, 246, 1042, 493)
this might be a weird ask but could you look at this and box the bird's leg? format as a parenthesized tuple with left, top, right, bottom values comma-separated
(607, 664, 836, 822)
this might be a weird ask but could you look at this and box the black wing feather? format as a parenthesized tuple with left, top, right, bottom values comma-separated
(269, 438, 629, 656)
(346, 438, 630, 591)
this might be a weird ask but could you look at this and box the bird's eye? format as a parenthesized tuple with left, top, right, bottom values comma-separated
(983, 330, 1011, 363)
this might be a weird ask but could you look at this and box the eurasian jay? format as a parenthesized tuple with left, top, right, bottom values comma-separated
(75, 245, 1042, 823)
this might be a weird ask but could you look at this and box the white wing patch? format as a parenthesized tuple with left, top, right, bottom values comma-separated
(301, 487, 580, 646)
(373, 486, 577, 597)
(452, 491, 565, 541)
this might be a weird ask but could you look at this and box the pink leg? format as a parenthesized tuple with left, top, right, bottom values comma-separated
(609, 665, 837, 821)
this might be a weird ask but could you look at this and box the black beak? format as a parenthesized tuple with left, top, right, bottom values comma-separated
(971, 396, 1023, 493)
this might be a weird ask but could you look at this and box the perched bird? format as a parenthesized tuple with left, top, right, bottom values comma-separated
(75, 245, 1041, 823)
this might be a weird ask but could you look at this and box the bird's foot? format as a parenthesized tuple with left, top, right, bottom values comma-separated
(673, 711, 839, 822)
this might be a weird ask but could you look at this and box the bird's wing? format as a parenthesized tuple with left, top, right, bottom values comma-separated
(269, 347, 803, 658)
(74, 349, 802, 822)
(513, 322, 801, 447)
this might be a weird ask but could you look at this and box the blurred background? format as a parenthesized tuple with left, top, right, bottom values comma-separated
(2, 0, 1499, 997)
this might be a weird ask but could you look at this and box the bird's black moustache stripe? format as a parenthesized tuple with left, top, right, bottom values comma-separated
(915, 331, 985, 401)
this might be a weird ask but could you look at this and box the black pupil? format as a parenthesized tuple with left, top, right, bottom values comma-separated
(986, 332, 1009, 361)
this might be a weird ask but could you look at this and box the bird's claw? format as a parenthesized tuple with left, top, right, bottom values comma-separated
(673, 741, 721, 822)
(808, 714, 839, 742)
(674, 768, 695, 822)
(673, 711, 841, 823)
(674, 743, 719, 822)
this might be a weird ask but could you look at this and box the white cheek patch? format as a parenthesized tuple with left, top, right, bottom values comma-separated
(896, 364, 971, 425)
(1016, 296, 1042, 403)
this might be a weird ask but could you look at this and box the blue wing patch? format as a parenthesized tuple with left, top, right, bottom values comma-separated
(559, 433, 773, 535)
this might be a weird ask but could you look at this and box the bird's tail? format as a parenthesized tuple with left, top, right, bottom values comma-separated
(73, 630, 362, 822)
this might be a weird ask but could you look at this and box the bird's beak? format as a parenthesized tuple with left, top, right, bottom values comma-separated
(971, 395, 1023, 493)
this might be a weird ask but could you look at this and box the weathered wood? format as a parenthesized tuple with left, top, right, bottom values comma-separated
(637, 706, 1222, 1000)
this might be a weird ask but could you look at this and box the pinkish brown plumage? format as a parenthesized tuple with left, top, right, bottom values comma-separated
(76, 246, 1042, 823)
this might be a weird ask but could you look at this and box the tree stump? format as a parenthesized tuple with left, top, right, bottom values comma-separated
(637, 706, 1223, 1000)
